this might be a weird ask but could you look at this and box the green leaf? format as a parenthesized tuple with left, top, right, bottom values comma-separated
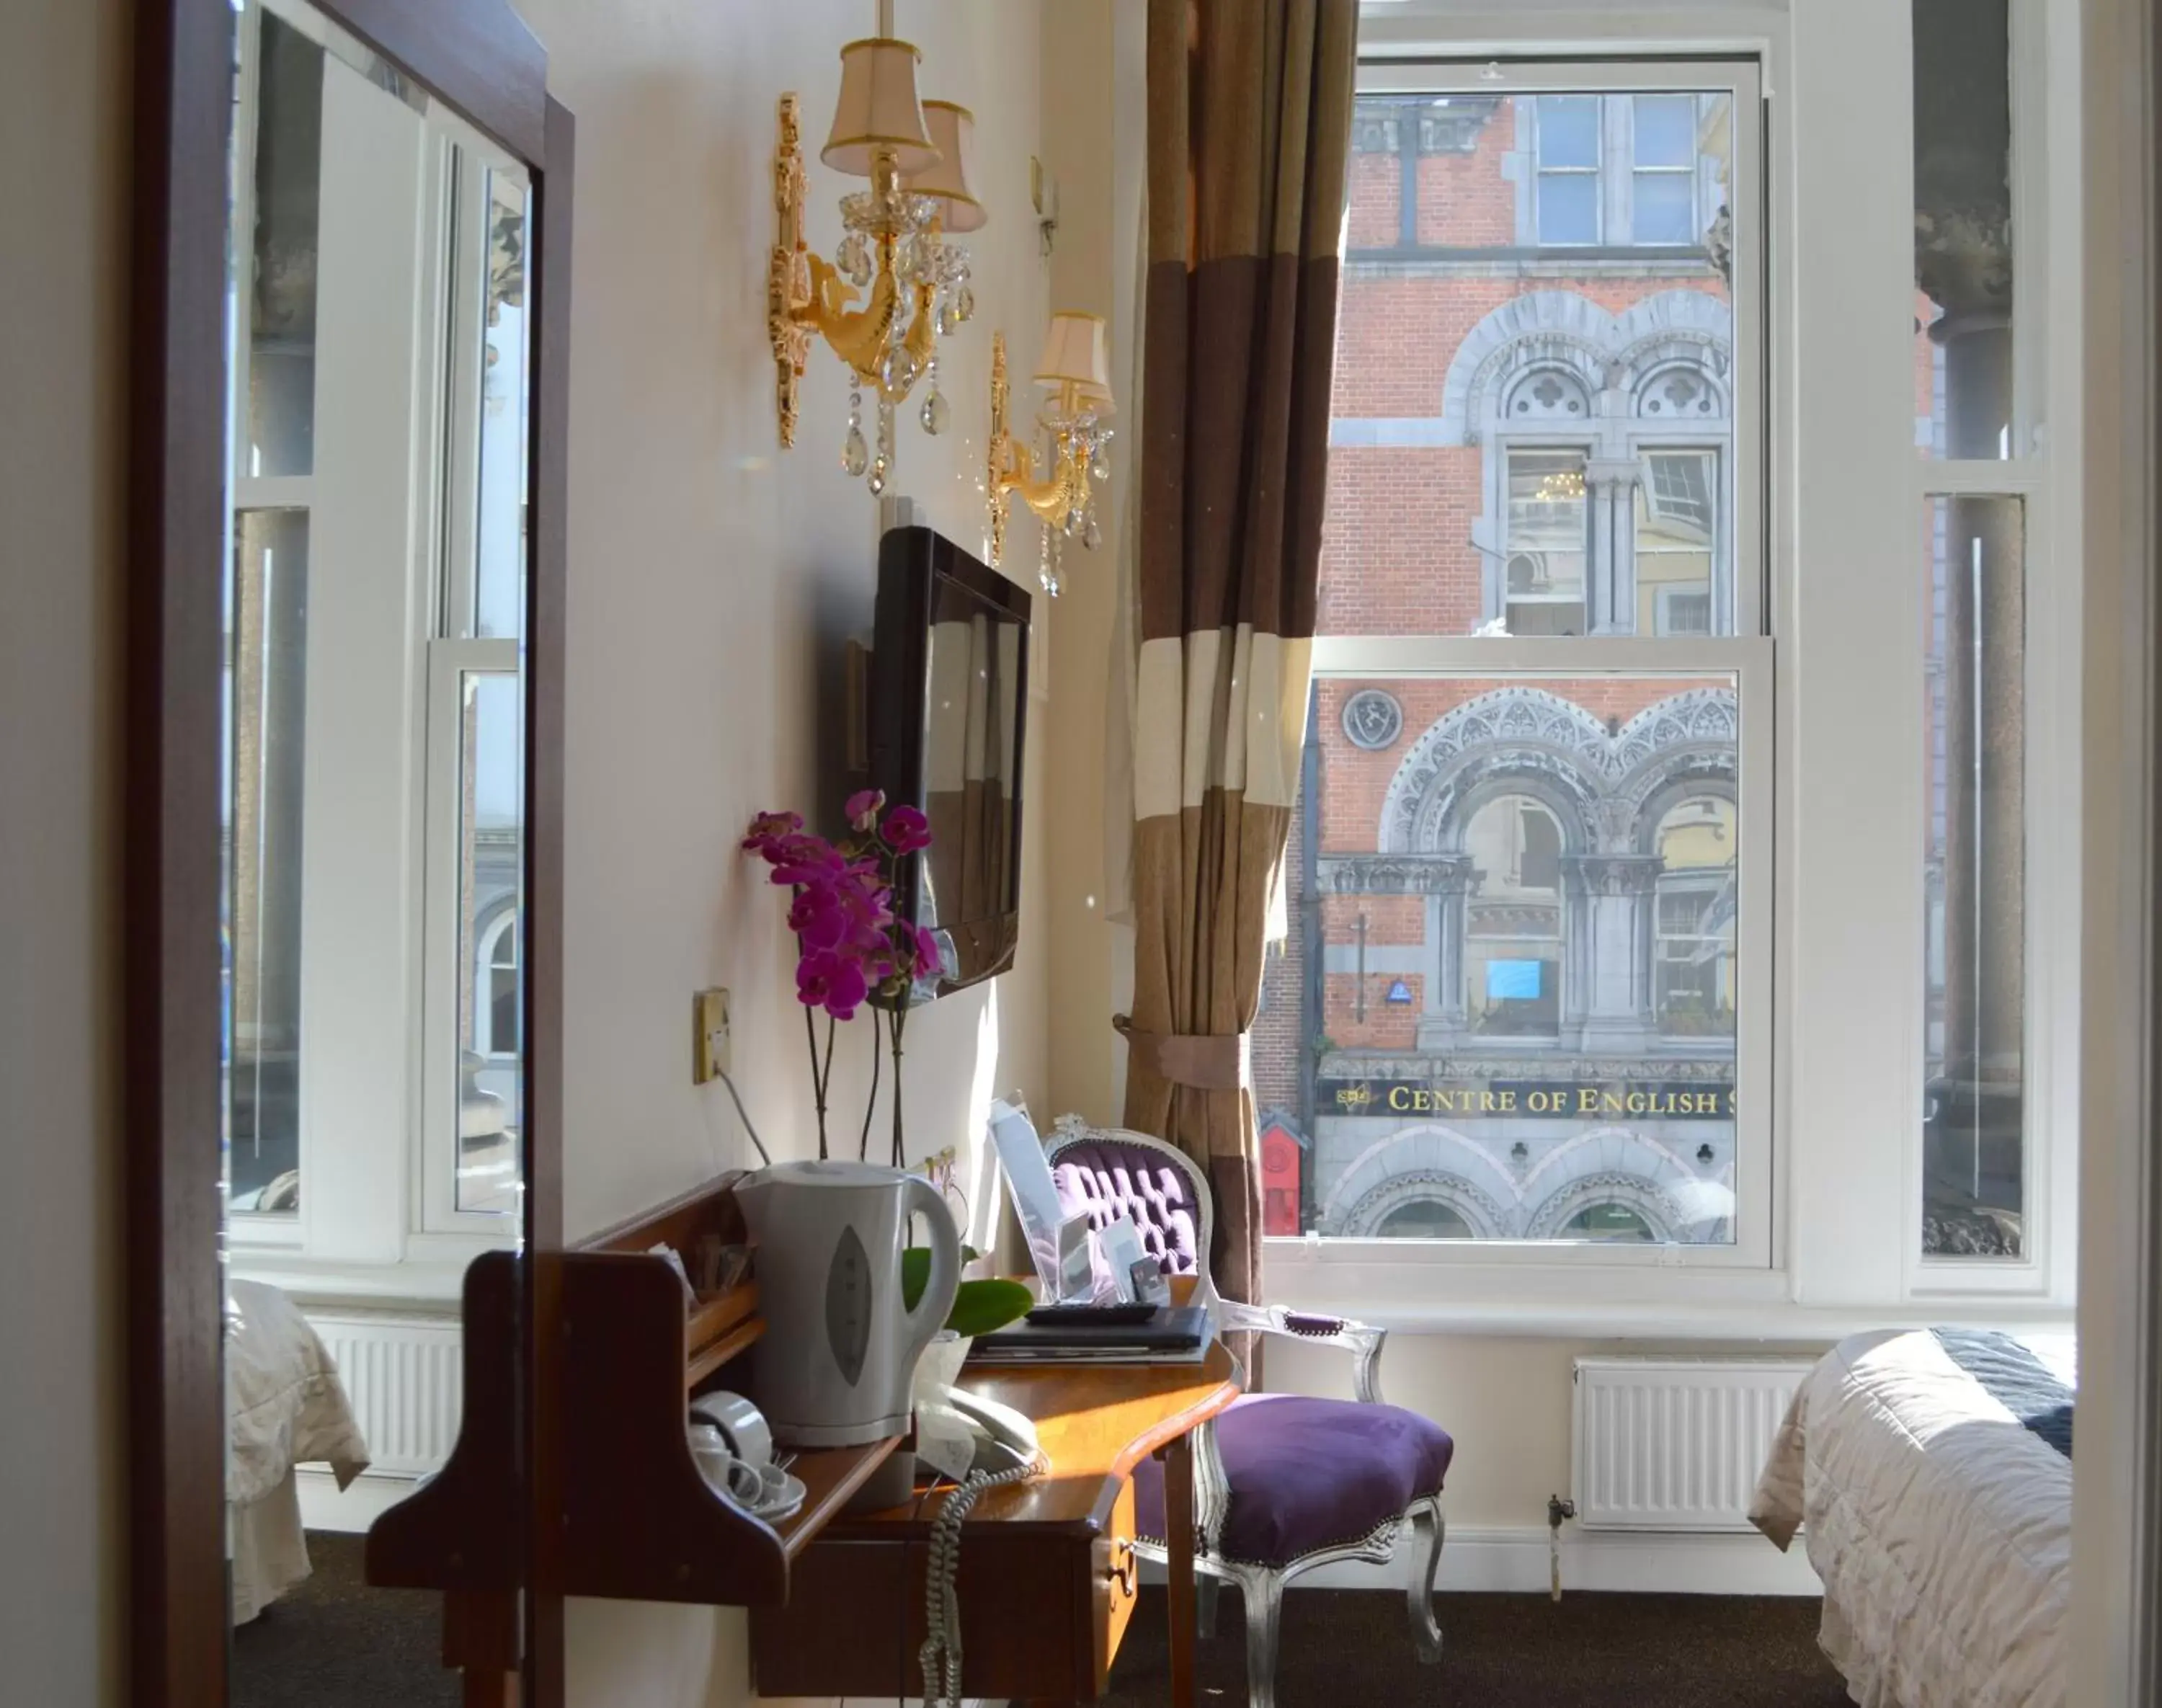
(943, 1278, 1035, 1339)
(900, 1244, 983, 1312)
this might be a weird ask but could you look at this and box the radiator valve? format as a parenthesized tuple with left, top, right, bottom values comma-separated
(1546, 1495, 1577, 1602)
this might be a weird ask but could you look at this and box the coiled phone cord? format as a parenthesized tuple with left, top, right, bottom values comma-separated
(917, 1456, 1044, 1708)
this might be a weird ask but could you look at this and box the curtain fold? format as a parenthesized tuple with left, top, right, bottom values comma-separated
(1120, 0, 1356, 1320)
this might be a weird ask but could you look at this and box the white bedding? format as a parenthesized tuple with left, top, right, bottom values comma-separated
(1750, 1328, 2076, 1708)
(226, 1280, 370, 1621)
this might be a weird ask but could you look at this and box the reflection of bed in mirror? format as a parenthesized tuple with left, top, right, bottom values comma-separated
(226, 1280, 370, 1623)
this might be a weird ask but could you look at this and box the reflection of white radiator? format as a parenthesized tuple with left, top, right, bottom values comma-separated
(309, 1311, 463, 1476)
(1571, 1357, 1812, 1532)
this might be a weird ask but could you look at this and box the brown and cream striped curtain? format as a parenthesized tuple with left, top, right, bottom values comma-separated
(1118, 0, 1356, 1317)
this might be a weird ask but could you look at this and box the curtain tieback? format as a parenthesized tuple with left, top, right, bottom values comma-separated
(1113, 1015, 1250, 1091)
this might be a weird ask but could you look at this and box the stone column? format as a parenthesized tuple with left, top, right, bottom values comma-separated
(1564, 854, 1663, 1051)
(1585, 458, 1642, 634)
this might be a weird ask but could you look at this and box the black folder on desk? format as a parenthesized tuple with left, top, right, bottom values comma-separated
(969, 1304, 1213, 1364)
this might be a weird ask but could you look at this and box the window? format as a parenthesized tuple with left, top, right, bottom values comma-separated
(1653, 797, 1737, 1035)
(422, 151, 529, 1232)
(1913, 0, 2035, 1271)
(222, 0, 529, 1255)
(1464, 796, 1565, 1038)
(1631, 95, 1700, 244)
(1378, 1201, 1476, 1240)
(1531, 92, 1712, 251)
(1534, 95, 1601, 244)
(1505, 450, 1590, 633)
(1637, 450, 1720, 633)
(1562, 1203, 1659, 1242)
(1287, 58, 1763, 1258)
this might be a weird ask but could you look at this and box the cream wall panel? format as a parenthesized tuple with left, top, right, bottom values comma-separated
(0, 0, 129, 1702)
(510, 0, 1051, 1700)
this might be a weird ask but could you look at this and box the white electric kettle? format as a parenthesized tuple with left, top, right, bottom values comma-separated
(735, 1160, 961, 1447)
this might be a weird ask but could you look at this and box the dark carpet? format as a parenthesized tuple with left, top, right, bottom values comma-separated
(1101, 1587, 1854, 1708)
(231, 1531, 458, 1708)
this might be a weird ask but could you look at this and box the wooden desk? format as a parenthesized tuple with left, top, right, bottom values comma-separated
(750, 1336, 1243, 1706)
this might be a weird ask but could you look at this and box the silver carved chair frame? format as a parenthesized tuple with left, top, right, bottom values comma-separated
(1046, 1116, 1447, 1708)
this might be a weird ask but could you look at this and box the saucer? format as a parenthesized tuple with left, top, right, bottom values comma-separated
(743, 1468, 806, 1525)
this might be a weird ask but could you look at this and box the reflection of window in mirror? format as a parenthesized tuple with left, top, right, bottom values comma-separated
(221, 0, 532, 1254)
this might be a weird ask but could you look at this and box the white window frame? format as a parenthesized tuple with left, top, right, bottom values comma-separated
(1296, 6, 2082, 1333)
(1295, 635, 1777, 1280)
(223, 0, 530, 1283)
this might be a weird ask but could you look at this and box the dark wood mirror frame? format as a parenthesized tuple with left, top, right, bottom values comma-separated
(127, 1, 570, 1702)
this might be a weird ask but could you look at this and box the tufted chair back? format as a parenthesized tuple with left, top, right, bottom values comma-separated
(1047, 1135, 1211, 1286)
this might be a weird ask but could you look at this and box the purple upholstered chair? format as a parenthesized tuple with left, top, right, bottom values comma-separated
(1046, 1115, 1451, 1708)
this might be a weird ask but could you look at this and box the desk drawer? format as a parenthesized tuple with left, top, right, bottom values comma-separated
(752, 1484, 1142, 1702)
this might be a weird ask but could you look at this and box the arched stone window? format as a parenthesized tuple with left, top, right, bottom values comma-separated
(1652, 796, 1737, 1036)
(475, 905, 520, 1058)
(1376, 1199, 1476, 1240)
(1560, 1202, 1660, 1241)
(1464, 793, 1565, 1038)
(1430, 290, 1735, 636)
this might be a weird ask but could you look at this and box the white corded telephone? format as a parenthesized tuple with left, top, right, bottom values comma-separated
(913, 1382, 1044, 1707)
(915, 1382, 1040, 1477)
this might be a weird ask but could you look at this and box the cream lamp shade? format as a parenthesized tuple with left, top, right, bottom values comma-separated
(822, 37, 940, 177)
(905, 101, 987, 233)
(1034, 312, 1113, 405)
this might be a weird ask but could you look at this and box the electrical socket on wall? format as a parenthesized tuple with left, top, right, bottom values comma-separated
(693, 988, 731, 1085)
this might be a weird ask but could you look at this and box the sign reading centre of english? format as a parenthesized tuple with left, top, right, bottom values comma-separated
(1322, 1078, 1737, 1120)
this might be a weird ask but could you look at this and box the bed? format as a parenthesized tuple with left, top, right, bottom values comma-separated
(226, 1278, 371, 1622)
(1750, 1327, 2076, 1708)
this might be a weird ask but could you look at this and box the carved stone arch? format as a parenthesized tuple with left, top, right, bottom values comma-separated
(1380, 686, 1614, 854)
(1338, 1171, 1510, 1240)
(1526, 1174, 1681, 1242)
(1632, 358, 1728, 422)
(1317, 1123, 1524, 1236)
(1438, 292, 1621, 445)
(1611, 288, 1735, 362)
(1632, 769, 1740, 858)
(1518, 1126, 1733, 1242)
(1500, 363, 1593, 423)
(1611, 690, 1740, 842)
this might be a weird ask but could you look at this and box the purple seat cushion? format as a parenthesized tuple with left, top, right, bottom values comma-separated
(1134, 1394, 1454, 1568)
(1050, 1140, 1204, 1278)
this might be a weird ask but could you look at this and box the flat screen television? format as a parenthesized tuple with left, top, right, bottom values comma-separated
(868, 525, 1031, 998)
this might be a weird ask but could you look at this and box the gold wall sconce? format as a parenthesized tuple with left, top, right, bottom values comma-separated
(986, 315, 1114, 596)
(767, 31, 984, 494)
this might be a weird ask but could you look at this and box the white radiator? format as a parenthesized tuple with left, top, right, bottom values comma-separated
(307, 1310, 465, 1477)
(1570, 1356, 1812, 1532)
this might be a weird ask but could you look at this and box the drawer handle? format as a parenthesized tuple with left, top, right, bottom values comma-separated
(1107, 1543, 1138, 1598)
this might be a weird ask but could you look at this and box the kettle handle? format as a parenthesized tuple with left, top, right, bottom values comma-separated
(900, 1174, 963, 1357)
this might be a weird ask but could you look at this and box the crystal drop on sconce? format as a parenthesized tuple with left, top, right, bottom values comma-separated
(842, 425, 868, 477)
(921, 390, 950, 435)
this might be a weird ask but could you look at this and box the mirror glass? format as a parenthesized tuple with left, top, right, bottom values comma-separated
(916, 575, 1023, 970)
(219, 0, 530, 1693)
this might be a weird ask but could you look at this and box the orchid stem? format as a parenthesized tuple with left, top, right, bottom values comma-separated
(888, 1001, 909, 1168)
(859, 1008, 881, 1162)
(804, 1005, 829, 1160)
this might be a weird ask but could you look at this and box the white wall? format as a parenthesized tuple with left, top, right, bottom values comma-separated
(508, 0, 1051, 1700)
(0, 0, 129, 1702)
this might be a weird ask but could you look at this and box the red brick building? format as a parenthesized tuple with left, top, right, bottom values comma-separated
(1255, 89, 1744, 1242)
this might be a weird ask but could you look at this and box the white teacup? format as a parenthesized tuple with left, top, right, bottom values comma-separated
(689, 1390, 774, 1472)
(688, 1423, 775, 1508)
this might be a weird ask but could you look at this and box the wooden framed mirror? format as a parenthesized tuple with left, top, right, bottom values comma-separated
(128, 0, 569, 1700)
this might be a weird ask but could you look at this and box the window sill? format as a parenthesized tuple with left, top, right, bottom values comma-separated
(1263, 1245, 2078, 1340)
(226, 1251, 471, 1312)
